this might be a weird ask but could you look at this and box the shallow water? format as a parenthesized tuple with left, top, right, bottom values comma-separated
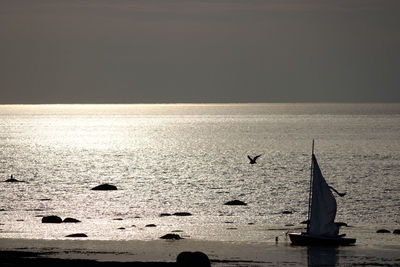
(0, 103, 399, 245)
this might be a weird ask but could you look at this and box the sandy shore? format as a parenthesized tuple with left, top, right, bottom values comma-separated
(1, 238, 399, 266)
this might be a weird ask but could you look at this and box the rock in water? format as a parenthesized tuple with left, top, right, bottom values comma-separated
(376, 229, 391, 233)
(160, 233, 182, 240)
(393, 229, 400, 235)
(91, 183, 117, 191)
(224, 200, 247, 206)
(63, 217, 81, 223)
(66, 233, 87, 238)
(42, 216, 62, 223)
(176, 251, 210, 266)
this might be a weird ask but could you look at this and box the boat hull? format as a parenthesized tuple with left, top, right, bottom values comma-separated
(289, 233, 356, 246)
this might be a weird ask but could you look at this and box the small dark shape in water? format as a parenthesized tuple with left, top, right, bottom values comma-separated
(393, 229, 400, 235)
(146, 224, 157, 227)
(160, 213, 172, 217)
(225, 221, 234, 224)
(91, 183, 117, 191)
(160, 233, 182, 240)
(5, 175, 23, 183)
(131, 225, 136, 227)
(16, 219, 24, 221)
(227, 227, 237, 230)
(285, 224, 295, 227)
(172, 230, 183, 233)
(42, 215, 62, 223)
(281, 210, 293, 214)
(134, 216, 141, 218)
(335, 222, 348, 227)
(5, 178, 23, 183)
(113, 218, 123, 220)
(66, 233, 88, 238)
(224, 200, 247, 206)
(176, 251, 210, 266)
(173, 212, 192, 216)
(376, 229, 391, 233)
(63, 218, 81, 223)
(248, 222, 255, 225)
(0, 209, 6, 212)
(39, 198, 51, 201)
(118, 227, 125, 230)
(300, 220, 309, 224)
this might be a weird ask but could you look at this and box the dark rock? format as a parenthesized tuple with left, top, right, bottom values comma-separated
(173, 212, 192, 216)
(393, 229, 400, 234)
(224, 200, 247, 206)
(113, 218, 123, 220)
(91, 183, 117, 191)
(160, 233, 182, 240)
(281, 210, 293, 214)
(335, 222, 348, 227)
(376, 229, 391, 233)
(42, 216, 62, 223)
(5, 178, 24, 183)
(146, 224, 157, 227)
(118, 227, 125, 230)
(176, 251, 210, 267)
(160, 213, 172, 217)
(66, 233, 88, 238)
(63, 218, 81, 223)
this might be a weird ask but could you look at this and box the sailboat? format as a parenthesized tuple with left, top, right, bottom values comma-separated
(289, 140, 356, 246)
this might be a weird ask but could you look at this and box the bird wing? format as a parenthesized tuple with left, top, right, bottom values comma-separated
(254, 154, 262, 160)
(247, 155, 253, 161)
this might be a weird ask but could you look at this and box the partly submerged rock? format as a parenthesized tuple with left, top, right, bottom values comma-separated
(376, 229, 391, 233)
(66, 233, 88, 238)
(4, 178, 24, 183)
(160, 233, 182, 240)
(63, 217, 81, 223)
(224, 200, 247, 206)
(281, 210, 293, 214)
(160, 213, 172, 217)
(146, 224, 157, 227)
(393, 229, 400, 235)
(176, 251, 210, 267)
(91, 183, 117, 191)
(335, 222, 348, 228)
(42, 215, 62, 223)
(173, 212, 192, 216)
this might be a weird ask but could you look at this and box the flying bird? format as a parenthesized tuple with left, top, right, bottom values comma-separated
(247, 154, 262, 164)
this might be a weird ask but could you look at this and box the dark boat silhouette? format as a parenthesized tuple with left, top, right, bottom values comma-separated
(289, 140, 356, 246)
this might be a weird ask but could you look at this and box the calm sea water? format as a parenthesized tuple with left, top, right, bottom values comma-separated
(0, 103, 399, 245)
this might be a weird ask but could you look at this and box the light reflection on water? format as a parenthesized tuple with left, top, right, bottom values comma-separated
(0, 103, 399, 244)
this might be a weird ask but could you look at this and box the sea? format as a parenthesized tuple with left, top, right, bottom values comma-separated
(0, 103, 399, 246)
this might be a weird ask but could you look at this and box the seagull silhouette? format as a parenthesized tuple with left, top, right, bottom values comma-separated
(247, 154, 262, 164)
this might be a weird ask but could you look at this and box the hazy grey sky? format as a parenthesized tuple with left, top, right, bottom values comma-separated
(1, 0, 399, 103)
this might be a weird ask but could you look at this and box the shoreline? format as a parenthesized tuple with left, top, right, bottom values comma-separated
(1, 238, 399, 266)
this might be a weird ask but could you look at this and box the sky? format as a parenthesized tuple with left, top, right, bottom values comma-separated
(0, 0, 399, 104)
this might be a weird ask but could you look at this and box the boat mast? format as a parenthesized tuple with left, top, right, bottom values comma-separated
(307, 139, 314, 233)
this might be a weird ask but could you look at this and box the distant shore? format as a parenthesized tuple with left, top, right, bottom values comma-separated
(1, 238, 400, 266)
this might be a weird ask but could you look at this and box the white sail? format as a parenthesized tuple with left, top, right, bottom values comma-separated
(309, 154, 339, 237)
